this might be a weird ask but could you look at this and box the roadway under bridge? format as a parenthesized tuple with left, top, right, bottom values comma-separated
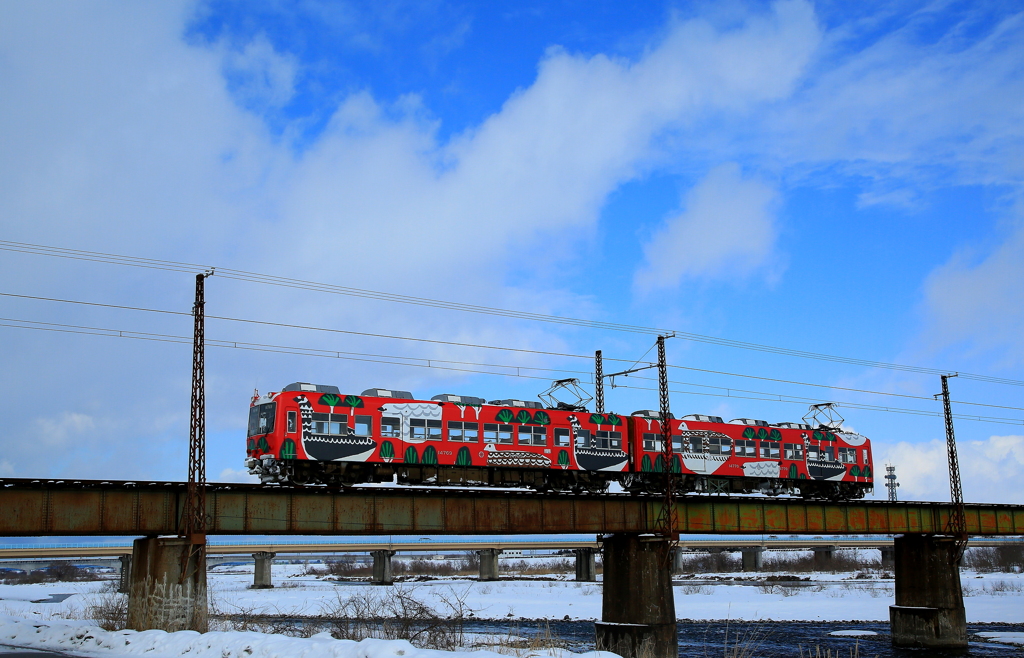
(1, 478, 1023, 536)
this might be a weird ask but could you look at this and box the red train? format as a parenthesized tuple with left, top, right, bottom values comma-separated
(244, 382, 874, 499)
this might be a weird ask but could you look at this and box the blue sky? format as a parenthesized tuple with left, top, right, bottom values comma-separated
(1, 0, 1022, 503)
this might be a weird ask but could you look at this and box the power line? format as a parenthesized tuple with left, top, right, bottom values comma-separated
(3, 239, 1022, 387)
(3, 290, 1022, 413)
(2, 317, 1022, 427)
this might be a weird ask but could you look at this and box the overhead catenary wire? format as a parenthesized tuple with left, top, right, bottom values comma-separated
(2, 317, 1023, 427)
(2, 290, 1022, 414)
(3, 239, 1022, 387)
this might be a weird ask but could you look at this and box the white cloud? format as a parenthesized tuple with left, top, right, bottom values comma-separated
(0, 1, 825, 480)
(633, 163, 780, 292)
(222, 34, 299, 110)
(921, 224, 1024, 366)
(218, 467, 259, 484)
(33, 412, 96, 447)
(764, 5, 1024, 188)
(876, 435, 1024, 504)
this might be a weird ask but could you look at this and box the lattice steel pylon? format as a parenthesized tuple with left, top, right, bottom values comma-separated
(938, 373, 967, 564)
(181, 271, 213, 555)
(655, 335, 678, 544)
(884, 464, 899, 502)
(594, 350, 604, 415)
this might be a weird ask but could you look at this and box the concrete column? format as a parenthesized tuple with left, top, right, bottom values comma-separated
(117, 554, 132, 594)
(575, 547, 597, 582)
(478, 548, 501, 581)
(251, 552, 276, 589)
(670, 547, 683, 574)
(371, 550, 396, 585)
(880, 546, 895, 570)
(741, 547, 764, 572)
(595, 534, 677, 658)
(126, 537, 207, 632)
(889, 534, 967, 648)
(813, 546, 835, 571)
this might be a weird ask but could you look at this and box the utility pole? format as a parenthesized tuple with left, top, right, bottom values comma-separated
(937, 373, 967, 563)
(594, 350, 604, 414)
(181, 271, 213, 555)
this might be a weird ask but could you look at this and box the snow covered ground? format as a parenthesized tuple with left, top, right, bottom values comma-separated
(2, 560, 1023, 624)
(1, 559, 1022, 657)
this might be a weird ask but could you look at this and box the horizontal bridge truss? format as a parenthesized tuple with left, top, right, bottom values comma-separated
(1, 479, 1022, 537)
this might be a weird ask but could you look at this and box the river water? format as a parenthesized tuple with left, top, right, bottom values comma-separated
(463, 620, 1024, 657)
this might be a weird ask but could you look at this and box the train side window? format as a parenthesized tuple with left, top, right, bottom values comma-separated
(554, 428, 571, 447)
(839, 447, 856, 463)
(687, 437, 701, 453)
(642, 432, 661, 451)
(862, 449, 869, 464)
(449, 421, 479, 442)
(709, 437, 731, 455)
(595, 430, 621, 450)
(354, 415, 372, 437)
(574, 428, 592, 448)
(784, 443, 804, 459)
(286, 411, 297, 433)
(734, 439, 756, 457)
(410, 418, 442, 440)
(824, 446, 835, 461)
(518, 425, 547, 446)
(484, 423, 513, 444)
(807, 446, 819, 460)
(313, 412, 348, 435)
(760, 440, 780, 459)
(381, 416, 401, 438)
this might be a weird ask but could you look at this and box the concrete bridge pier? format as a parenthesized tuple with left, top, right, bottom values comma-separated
(575, 547, 597, 581)
(126, 537, 207, 632)
(478, 548, 501, 581)
(741, 547, 764, 572)
(117, 554, 132, 594)
(371, 550, 395, 585)
(670, 547, 683, 574)
(880, 546, 895, 570)
(890, 534, 967, 649)
(813, 546, 835, 571)
(595, 534, 677, 658)
(251, 552, 276, 589)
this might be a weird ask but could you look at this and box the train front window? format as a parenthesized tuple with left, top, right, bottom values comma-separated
(248, 403, 276, 436)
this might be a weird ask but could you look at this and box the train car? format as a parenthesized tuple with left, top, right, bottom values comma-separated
(245, 382, 873, 499)
(623, 411, 873, 499)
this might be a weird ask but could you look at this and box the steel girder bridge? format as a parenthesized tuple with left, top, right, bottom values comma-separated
(2, 478, 1022, 537)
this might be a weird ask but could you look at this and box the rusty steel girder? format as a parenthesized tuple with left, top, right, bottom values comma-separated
(0, 479, 1022, 537)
